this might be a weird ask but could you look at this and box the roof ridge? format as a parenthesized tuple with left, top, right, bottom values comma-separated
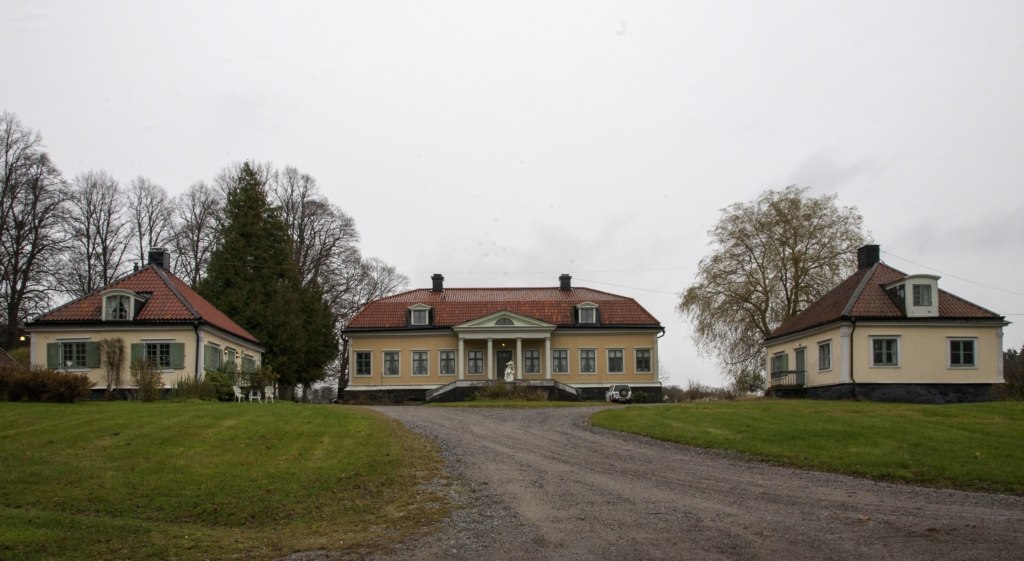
(151, 266, 201, 320)
(841, 263, 880, 317)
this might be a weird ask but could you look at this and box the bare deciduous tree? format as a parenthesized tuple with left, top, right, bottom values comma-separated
(56, 170, 131, 297)
(126, 176, 174, 268)
(677, 185, 867, 387)
(0, 112, 69, 347)
(171, 181, 222, 286)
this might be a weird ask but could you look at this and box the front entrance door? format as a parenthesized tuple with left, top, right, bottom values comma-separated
(496, 350, 514, 381)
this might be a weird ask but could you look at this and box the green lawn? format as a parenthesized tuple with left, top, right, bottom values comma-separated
(432, 399, 600, 408)
(591, 400, 1024, 494)
(0, 401, 447, 561)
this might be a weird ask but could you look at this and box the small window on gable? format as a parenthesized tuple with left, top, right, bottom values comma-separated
(576, 302, 598, 325)
(408, 304, 432, 326)
(495, 318, 514, 326)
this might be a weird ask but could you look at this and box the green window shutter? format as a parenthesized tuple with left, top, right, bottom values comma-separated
(47, 343, 60, 369)
(130, 343, 144, 363)
(203, 344, 214, 371)
(170, 343, 186, 369)
(85, 342, 101, 368)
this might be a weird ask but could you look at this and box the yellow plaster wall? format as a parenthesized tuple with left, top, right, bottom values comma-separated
(765, 326, 844, 388)
(347, 330, 660, 387)
(853, 325, 1001, 383)
(29, 326, 262, 389)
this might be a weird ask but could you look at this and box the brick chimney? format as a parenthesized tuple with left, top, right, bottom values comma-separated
(559, 274, 572, 291)
(857, 244, 880, 270)
(431, 274, 445, 292)
(148, 247, 171, 271)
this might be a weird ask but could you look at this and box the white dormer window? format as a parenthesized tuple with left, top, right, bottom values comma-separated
(885, 275, 939, 318)
(103, 291, 135, 321)
(576, 302, 599, 324)
(408, 303, 432, 326)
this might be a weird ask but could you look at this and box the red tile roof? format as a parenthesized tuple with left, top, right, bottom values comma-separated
(346, 286, 662, 330)
(29, 266, 259, 344)
(767, 262, 1004, 340)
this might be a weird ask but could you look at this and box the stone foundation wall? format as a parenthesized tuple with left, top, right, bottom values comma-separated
(769, 383, 995, 404)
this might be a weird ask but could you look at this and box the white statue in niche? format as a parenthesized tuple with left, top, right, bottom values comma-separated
(504, 360, 515, 382)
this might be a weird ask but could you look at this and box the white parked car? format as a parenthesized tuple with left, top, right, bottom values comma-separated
(605, 384, 633, 404)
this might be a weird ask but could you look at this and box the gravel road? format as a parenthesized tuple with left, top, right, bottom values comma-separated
(332, 405, 1024, 561)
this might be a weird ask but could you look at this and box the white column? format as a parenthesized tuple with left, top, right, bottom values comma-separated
(516, 338, 523, 380)
(997, 328, 1005, 383)
(458, 338, 465, 380)
(487, 338, 494, 380)
(545, 336, 552, 379)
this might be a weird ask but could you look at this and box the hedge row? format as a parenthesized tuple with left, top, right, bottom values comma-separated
(0, 367, 92, 403)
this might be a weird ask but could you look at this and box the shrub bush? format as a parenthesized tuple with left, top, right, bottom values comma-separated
(0, 366, 92, 402)
(129, 359, 164, 402)
(172, 375, 219, 401)
(473, 382, 548, 401)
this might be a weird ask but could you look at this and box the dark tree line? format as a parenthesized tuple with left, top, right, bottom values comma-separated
(0, 112, 407, 397)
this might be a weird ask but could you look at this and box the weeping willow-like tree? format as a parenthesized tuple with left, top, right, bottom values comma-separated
(678, 186, 868, 390)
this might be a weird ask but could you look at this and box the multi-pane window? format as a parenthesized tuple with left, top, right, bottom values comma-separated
(105, 294, 131, 320)
(467, 351, 484, 375)
(439, 351, 456, 375)
(62, 342, 88, 368)
(383, 351, 400, 376)
(635, 349, 652, 373)
(871, 338, 899, 366)
(411, 309, 429, 325)
(912, 284, 932, 307)
(204, 344, 222, 371)
(241, 355, 256, 373)
(608, 349, 624, 373)
(580, 349, 596, 373)
(145, 343, 172, 369)
(771, 352, 788, 374)
(552, 349, 568, 374)
(355, 351, 372, 376)
(577, 307, 597, 324)
(225, 348, 237, 366)
(524, 350, 540, 374)
(412, 351, 429, 375)
(950, 339, 976, 367)
(818, 341, 832, 371)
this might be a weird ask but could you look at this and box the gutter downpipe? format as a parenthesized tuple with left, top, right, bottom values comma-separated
(193, 321, 202, 382)
(849, 318, 857, 400)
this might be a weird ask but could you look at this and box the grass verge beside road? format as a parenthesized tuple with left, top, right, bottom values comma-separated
(591, 400, 1024, 494)
(0, 401, 447, 561)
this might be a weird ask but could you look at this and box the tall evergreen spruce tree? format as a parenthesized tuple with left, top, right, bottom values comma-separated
(198, 162, 337, 397)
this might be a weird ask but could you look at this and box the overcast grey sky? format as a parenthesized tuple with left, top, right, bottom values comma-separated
(4, 0, 1023, 387)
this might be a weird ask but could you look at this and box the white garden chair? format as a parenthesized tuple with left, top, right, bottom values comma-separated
(263, 386, 274, 404)
(248, 388, 262, 403)
(232, 386, 244, 403)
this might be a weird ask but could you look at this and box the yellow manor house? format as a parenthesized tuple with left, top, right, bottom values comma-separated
(342, 274, 664, 402)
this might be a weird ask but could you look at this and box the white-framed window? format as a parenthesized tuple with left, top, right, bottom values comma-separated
(635, 349, 652, 373)
(580, 349, 596, 373)
(912, 284, 932, 307)
(412, 351, 429, 376)
(552, 349, 568, 374)
(225, 347, 237, 366)
(204, 343, 222, 371)
(62, 341, 88, 368)
(241, 354, 256, 373)
(439, 350, 456, 376)
(408, 304, 432, 326)
(870, 337, 900, 367)
(145, 342, 172, 369)
(524, 349, 540, 374)
(817, 341, 832, 372)
(495, 317, 514, 326)
(575, 302, 599, 325)
(104, 293, 133, 320)
(355, 351, 372, 376)
(467, 351, 484, 375)
(608, 349, 624, 373)
(383, 351, 400, 376)
(771, 352, 788, 374)
(949, 338, 976, 368)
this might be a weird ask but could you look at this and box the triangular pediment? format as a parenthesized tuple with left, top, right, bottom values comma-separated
(455, 310, 555, 330)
